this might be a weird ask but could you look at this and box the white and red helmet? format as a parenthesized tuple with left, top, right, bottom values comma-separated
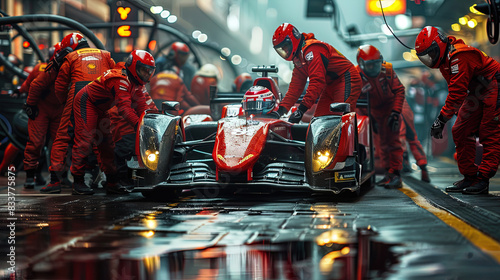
(125, 50, 156, 85)
(242, 85, 276, 116)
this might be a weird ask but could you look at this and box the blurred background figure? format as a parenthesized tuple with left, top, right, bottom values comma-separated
(233, 72, 253, 93)
(155, 42, 196, 90)
(149, 69, 200, 114)
(190, 63, 219, 105)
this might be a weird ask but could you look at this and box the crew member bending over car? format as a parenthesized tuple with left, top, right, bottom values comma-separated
(415, 26, 500, 195)
(70, 50, 155, 195)
(270, 23, 362, 122)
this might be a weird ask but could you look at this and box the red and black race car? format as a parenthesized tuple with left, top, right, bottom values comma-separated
(129, 66, 374, 198)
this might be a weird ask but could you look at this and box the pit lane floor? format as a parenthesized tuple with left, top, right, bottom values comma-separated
(1, 157, 500, 279)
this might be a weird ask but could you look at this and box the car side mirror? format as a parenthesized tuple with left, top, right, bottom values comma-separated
(330, 103, 350, 114)
(162, 101, 180, 113)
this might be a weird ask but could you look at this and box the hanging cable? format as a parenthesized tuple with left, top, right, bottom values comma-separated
(379, 0, 414, 49)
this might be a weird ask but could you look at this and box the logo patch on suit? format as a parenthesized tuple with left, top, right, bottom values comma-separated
(451, 64, 459, 74)
(305, 51, 314, 61)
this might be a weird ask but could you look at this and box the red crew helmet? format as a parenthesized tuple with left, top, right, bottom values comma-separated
(125, 50, 156, 85)
(415, 26, 449, 68)
(356, 45, 383, 78)
(61, 32, 86, 50)
(242, 85, 276, 116)
(168, 42, 190, 67)
(233, 73, 253, 93)
(272, 23, 303, 61)
(48, 42, 62, 61)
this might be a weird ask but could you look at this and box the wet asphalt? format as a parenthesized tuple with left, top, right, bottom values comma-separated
(1, 157, 500, 279)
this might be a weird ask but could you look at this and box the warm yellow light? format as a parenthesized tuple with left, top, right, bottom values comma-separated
(341, 247, 350, 255)
(147, 153, 157, 162)
(140, 230, 155, 238)
(366, 0, 406, 16)
(403, 52, 413, 61)
(470, 4, 483, 15)
(451, 23, 461, 32)
(468, 19, 477, 28)
(117, 25, 132, 37)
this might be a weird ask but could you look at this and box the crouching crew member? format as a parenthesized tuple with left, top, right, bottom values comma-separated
(70, 50, 155, 195)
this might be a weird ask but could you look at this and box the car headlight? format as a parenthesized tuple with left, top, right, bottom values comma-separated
(140, 125, 160, 171)
(312, 123, 341, 173)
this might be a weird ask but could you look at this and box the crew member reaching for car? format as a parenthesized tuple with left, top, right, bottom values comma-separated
(270, 23, 362, 122)
(70, 50, 155, 195)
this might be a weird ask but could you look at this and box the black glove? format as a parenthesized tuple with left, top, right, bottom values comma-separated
(430, 114, 448, 139)
(23, 103, 39, 120)
(387, 111, 400, 132)
(288, 104, 308, 124)
(269, 106, 288, 119)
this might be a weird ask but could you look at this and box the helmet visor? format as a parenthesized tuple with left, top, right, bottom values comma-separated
(360, 59, 382, 77)
(243, 99, 275, 115)
(136, 61, 156, 83)
(417, 41, 440, 68)
(274, 36, 294, 60)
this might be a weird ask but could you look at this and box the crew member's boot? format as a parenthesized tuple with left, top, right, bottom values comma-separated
(72, 174, 95, 195)
(445, 174, 476, 193)
(23, 169, 36, 189)
(462, 174, 489, 195)
(384, 169, 402, 189)
(420, 164, 430, 183)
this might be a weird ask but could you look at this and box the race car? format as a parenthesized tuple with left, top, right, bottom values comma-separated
(129, 66, 374, 198)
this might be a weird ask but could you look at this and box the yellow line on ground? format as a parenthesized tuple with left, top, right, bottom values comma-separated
(400, 184, 500, 264)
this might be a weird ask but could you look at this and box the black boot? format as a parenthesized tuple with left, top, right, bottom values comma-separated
(463, 174, 489, 195)
(445, 174, 476, 193)
(23, 169, 36, 189)
(105, 173, 130, 194)
(72, 174, 94, 195)
(420, 165, 431, 183)
(35, 165, 47, 186)
(376, 170, 391, 186)
(385, 170, 402, 189)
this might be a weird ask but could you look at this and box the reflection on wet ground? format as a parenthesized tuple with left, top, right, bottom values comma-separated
(2, 176, 500, 279)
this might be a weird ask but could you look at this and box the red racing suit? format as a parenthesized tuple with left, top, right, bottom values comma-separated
(149, 70, 200, 112)
(49, 47, 115, 174)
(400, 100, 427, 167)
(438, 36, 500, 178)
(190, 74, 218, 105)
(279, 33, 362, 116)
(23, 63, 64, 170)
(70, 68, 148, 177)
(356, 62, 405, 171)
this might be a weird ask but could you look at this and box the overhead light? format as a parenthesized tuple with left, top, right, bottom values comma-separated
(458, 17, 468, 25)
(395, 14, 412, 30)
(198, 33, 208, 43)
(160, 10, 170, 18)
(150, 6, 163, 14)
(451, 23, 461, 32)
(470, 4, 483, 15)
(231, 55, 242, 65)
(192, 30, 201, 39)
(167, 15, 177, 23)
(467, 19, 477, 28)
(221, 47, 231, 57)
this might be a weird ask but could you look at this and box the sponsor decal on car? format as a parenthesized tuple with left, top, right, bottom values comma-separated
(334, 170, 356, 182)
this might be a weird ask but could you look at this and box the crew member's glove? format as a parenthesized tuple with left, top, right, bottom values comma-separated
(387, 111, 400, 132)
(23, 103, 39, 120)
(288, 104, 308, 124)
(430, 114, 448, 139)
(269, 106, 288, 119)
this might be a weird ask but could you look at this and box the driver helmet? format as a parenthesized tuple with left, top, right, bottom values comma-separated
(167, 42, 190, 67)
(272, 23, 303, 61)
(242, 85, 276, 116)
(356, 45, 383, 78)
(125, 50, 156, 85)
(415, 26, 449, 68)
